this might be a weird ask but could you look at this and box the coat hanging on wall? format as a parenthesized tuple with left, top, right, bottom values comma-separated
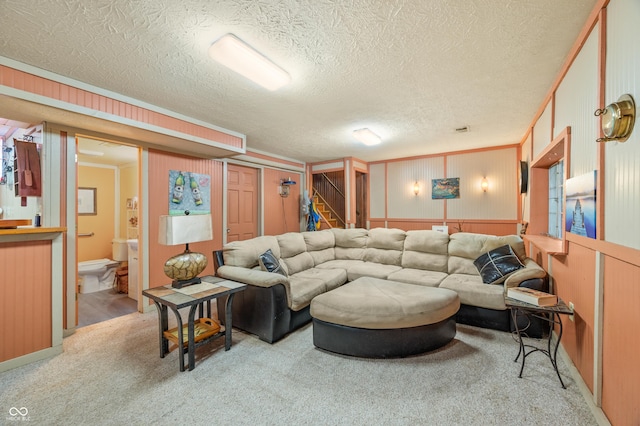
(13, 140, 42, 197)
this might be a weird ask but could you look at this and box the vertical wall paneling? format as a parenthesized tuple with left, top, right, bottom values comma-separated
(447, 148, 517, 220)
(0, 241, 52, 363)
(603, 0, 640, 250)
(601, 256, 640, 425)
(369, 163, 386, 218)
(533, 102, 553, 159)
(554, 23, 599, 177)
(146, 150, 223, 290)
(521, 133, 532, 222)
(387, 157, 444, 219)
(263, 168, 301, 236)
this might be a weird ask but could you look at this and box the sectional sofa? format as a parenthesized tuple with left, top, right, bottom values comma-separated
(214, 228, 547, 343)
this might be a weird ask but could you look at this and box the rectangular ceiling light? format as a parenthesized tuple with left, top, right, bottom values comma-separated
(353, 128, 382, 146)
(208, 34, 291, 91)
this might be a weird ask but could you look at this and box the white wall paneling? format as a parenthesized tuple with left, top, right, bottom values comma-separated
(447, 148, 518, 220)
(521, 133, 533, 222)
(311, 161, 344, 172)
(387, 157, 444, 219)
(533, 101, 553, 160)
(604, 0, 640, 249)
(369, 163, 386, 218)
(554, 23, 600, 177)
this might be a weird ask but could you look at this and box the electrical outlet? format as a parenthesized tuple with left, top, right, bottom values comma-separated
(568, 302, 575, 322)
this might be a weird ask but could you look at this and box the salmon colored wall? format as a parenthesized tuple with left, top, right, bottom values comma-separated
(78, 165, 116, 262)
(551, 243, 596, 391)
(601, 257, 640, 425)
(0, 240, 52, 362)
(147, 149, 223, 290)
(263, 169, 301, 235)
(0, 65, 243, 149)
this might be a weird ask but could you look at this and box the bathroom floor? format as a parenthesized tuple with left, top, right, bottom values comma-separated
(78, 289, 137, 327)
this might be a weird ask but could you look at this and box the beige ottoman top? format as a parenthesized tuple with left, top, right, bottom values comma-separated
(310, 277, 460, 329)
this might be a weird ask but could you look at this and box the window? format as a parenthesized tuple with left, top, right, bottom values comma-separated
(548, 161, 564, 238)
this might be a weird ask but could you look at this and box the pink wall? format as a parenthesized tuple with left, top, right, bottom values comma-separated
(263, 169, 301, 236)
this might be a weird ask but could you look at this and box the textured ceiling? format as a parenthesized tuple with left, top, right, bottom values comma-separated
(0, 0, 597, 163)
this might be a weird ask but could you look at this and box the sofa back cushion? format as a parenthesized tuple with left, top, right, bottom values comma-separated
(448, 232, 527, 275)
(282, 252, 315, 275)
(223, 235, 280, 268)
(277, 232, 307, 258)
(332, 228, 368, 260)
(303, 230, 336, 266)
(363, 228, 406, 265)
(401, 230, 449, 272)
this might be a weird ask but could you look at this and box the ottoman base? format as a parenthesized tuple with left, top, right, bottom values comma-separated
(312, 316, 456, 358)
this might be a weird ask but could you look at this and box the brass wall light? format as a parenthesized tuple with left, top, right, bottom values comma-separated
(594, 94, 636, 142)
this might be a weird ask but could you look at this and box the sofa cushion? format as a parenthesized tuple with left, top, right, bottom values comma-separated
(222, 235, 280, 268)
(303, 230, 336, 265)
(277, 232, 307, 258)
(473, 244, 524, 285)
(387, 268, 448, 287)
(315, 259, 365, 274)
(366, 227, 406, 250)
(347, 262, 402, 281)
(440, 274, 507, 310)
(334, 247, 366, 261)
(401, 230, 449, 272)
(282, 251, 314, 275)
(292, 267, 347, 292)
(363, 248, 402, 266)
(288, 276, 327, 311)
(258, 249, 288, 277)
(448, 232, 527, 275)
(331, 228, 368, 248)
(302, 230, 335, 251)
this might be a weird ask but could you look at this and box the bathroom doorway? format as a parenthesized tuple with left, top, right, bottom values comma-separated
(76, 136, 140, 327)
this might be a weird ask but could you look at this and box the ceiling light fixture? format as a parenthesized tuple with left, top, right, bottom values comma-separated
(353, 128, 382, 146)
(208, 34, 291, 91)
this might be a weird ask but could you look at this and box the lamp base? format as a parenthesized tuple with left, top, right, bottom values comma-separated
(171, 276, 202, 289)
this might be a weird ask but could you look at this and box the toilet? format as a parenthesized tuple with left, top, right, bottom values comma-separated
(78, 239, 129, 294)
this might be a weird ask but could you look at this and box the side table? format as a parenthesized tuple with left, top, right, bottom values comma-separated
(142, 275, 246, 372)
(506, 297, 573, 388)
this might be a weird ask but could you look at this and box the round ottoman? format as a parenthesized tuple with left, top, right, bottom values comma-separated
(310, 277, 460, 358)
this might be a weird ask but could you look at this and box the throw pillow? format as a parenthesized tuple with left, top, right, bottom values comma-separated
(473, 244, 524, 285)
(258, 249, 288, 277)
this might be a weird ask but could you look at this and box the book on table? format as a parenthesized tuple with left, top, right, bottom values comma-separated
(507, 287, 558, 307)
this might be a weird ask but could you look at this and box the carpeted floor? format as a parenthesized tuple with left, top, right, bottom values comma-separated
(0, 311, 598, 425)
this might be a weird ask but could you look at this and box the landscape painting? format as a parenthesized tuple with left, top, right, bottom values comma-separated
(565, 171, 596, 239)
(432, 178, 460, 199)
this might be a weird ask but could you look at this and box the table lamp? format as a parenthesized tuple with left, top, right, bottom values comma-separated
(158, 212, 213, 288)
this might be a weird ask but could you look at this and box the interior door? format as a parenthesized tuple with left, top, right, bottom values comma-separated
(355, 171, 367, 229)
(227, 164, 259, 242)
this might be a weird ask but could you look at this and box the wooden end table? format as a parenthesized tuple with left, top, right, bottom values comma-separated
(142, 275, 246, 372)
(506, 297, 573, 388)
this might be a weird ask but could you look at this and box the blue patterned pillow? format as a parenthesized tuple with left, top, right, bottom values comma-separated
(258, 249, 288, 277)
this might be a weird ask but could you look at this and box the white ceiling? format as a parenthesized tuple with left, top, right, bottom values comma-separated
(0, 0, 597, 163)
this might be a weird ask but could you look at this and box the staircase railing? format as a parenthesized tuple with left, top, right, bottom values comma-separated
(313, 189, 345, 229)
(312, 172, 346, 228)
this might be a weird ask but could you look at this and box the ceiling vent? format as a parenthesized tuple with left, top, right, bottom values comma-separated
(455, 126, 470, 133)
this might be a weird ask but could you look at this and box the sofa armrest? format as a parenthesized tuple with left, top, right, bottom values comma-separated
(503, 258, 546, 290)
(217, 265, 292, 305)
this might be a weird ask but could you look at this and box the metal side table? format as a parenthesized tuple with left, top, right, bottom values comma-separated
(143, 275, 246, 372)
(506, 297, 573, 388)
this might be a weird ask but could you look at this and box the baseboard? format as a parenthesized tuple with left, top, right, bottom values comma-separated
(0, 345, 63, 373)
(556, 334, 611, 426)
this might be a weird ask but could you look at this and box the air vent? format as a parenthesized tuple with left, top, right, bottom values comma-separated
(455, 126, 470, 133)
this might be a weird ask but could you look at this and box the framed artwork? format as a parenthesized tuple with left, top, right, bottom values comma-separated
(432, 178, 460, 199)
(565, 171, 597, 239)
(78, 187, 97, 215)
(168, 170, 211, 215)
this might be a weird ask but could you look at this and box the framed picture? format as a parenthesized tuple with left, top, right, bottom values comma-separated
(432, 178, 460, 199)
(78, 187, 97, 215)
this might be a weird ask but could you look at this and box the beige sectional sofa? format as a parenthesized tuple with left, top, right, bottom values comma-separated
(214, 228, 547, 343)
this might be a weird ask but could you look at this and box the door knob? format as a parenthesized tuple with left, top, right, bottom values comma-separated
(226, 228, 231, 233)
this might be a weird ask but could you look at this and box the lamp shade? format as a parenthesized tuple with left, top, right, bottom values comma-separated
(158, 214, 213, 246)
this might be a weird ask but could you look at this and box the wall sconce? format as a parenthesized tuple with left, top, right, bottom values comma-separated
(481, 178, 489, 192)
(413, 181, 420, 196)
(594, 94, 636, 142)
